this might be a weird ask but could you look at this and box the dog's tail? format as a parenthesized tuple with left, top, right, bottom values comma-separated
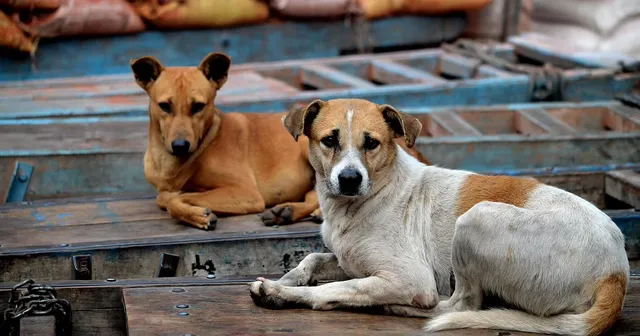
(424, 273, 627, 336)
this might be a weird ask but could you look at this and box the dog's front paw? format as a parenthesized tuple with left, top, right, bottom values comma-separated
(188, 208, 218, 231)
(249, 277, 289, 309)
(259, 206, 293, 226)
(309, 208, 323, 223)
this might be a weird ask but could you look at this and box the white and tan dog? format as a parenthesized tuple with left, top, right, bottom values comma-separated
(249, 98, 630, 335)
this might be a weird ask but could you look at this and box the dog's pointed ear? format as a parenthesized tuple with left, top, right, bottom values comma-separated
(130, 56, 165, 91)
(283, 99, 325, 141)
(199, 52, 231, 89)
(380, 104, 422, 148)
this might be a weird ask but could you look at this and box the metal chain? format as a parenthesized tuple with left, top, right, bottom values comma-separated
(0, 279, 72, 336)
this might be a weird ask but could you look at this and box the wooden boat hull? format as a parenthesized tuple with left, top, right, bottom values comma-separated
(2, 35, 640, 120)
(0, 15, 467, 82)
(1, 101, 638, 202)
(0, 165, 637, 283)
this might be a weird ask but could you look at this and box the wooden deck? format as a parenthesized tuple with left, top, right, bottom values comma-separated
(122, 277, 638, 336)
(0, 166, 637, 283)
(0, 276, 637, 335)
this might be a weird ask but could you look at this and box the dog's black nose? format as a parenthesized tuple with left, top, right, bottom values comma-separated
(338, 168, 363, 196)
(171, 139, 191, 156)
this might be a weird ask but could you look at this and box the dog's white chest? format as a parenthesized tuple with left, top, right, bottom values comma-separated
(321, 218, 380, 279)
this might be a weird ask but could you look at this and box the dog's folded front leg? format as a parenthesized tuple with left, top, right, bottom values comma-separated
(156, 191, 181, 210)
(275, 253, 350, 287)
(261, 190, 322, 226)
(250, 271, 436, 311)
(167, 187, 265, 230)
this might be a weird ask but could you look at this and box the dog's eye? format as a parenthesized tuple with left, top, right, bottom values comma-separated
(158, 102, 171, 113)
(320, 135, 337, 148)
(191, 102, 205, 115)
(363, 137, 380, 151)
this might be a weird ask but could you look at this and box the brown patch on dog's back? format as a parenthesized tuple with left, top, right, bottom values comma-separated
(456, 174, 540, 217)
(585, 272, 627, 336)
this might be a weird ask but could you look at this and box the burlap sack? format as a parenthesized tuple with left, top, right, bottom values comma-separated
(271, 0, 355, 18)
(133, 0, 270, 29)
(530, 0, 640, 36)
(0, 0, 60, 10)
(0, 10, 35, 54)
(358, 0, 492, 19)
(13, 0, 145, 38)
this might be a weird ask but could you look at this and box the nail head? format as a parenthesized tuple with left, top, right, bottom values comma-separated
(176, 304, 189, 309)
(177, 311, 189, 316)
(172, 288, 186, 293)
(106, 278, 116, 282)
(59, 243, 69, 247)
(207, 274, 216, 279)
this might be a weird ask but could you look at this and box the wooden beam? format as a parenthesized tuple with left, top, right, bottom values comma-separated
(517, 109, 577, 134)
(429, 112, 483, 136)
(299, 64, 376, 89)
(369, 60, 447, 85)
(606, 170, 640, 209)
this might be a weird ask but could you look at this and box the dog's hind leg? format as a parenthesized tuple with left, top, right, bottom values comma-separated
(260, 189, 322, 226)
(275, 253, 350, 287)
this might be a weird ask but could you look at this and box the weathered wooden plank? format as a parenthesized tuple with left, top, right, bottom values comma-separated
(516, 109, 577, 134)
(300, 64, 376, 89)
(369, 60, 448, 84)
(439, 53, 481, 78)
(0, 165, 638, 282)
(415, 134, 640, 172)
(4, 38, 640, 120)
(429, 112, 483, 136)
(0, 15, 467, 82)
(1, 102, 638, 201)
(19, 316, 57, 336)
(122, 280, 640, 336)
(606, 170, 640, 209)
(611, 104, 640, 127)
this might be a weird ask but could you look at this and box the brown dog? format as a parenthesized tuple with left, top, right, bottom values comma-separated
(130, 52, 430, 230)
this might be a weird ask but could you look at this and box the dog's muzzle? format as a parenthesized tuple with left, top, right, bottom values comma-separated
(337, 168, 363, 196)
(171, 139, 191, 156)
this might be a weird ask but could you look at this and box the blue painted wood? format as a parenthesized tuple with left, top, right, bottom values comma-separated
(4, 162, 34, 203)
(0, 101, 638, 201)
(3, 37, 640, 120)
(0, 15, 467, 82)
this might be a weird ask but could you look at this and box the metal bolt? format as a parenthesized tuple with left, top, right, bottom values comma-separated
(172, 288, 186, 293)
(176, 304, 189, 309)
(206, 274, 216, 279)
(177, 312, 189, 317)
(106, 278, 116, 282)
(59, 243, 69, 247)
(17, 174, 28, 182)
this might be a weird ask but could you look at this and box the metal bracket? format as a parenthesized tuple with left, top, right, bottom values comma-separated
(72, 255, 93, 280)
(4, 161, 34, 203)
(157, 253, 180, 277)
(191, 254, 216, 277)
